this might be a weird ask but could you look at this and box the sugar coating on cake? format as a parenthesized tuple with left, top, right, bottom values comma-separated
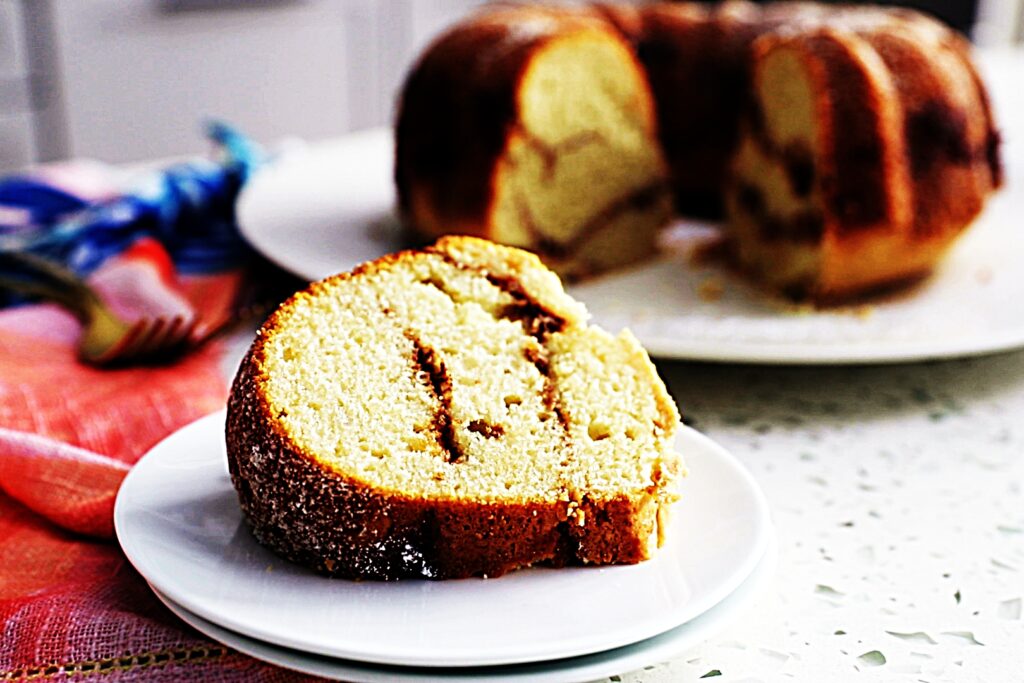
(226, 236, 682, 580)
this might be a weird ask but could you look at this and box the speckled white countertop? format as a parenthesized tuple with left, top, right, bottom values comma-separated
(209, 47, 1024, 683)
(602, 353, 1024, 682)
(599, 48, 1024, 683)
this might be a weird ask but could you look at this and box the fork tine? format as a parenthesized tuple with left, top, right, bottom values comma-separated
(121, 319, 165, 362)
(133, 317, 170, 359)
(155, 315, 192, 356)
(149, 316, 180, 353)
(175, 316, 201, 349)
(135, 315, 195, 362)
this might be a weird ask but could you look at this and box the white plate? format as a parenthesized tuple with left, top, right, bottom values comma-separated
(114, 411, 771, 668)
(149, 532, 777, 683)
(237, 52, 1024, 365)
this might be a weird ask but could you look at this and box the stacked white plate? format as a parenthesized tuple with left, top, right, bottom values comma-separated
(115, 411, 775, 682)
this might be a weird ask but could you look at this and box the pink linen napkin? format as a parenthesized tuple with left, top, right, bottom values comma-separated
(0, 298, 325, 683)
(0, 161, 320, 679)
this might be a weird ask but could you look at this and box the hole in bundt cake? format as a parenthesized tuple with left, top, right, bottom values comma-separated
(588, 420, 612, 441)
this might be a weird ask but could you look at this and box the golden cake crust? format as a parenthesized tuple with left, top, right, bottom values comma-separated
(226, 237, 680, 580)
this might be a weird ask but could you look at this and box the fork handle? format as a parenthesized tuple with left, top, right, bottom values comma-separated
(0, 252, 101, 320)
(0, 273, 93, 320)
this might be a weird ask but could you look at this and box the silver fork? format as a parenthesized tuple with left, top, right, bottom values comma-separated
(0, 252, 198, 366)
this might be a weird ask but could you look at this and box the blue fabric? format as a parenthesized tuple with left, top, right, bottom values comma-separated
(0, 121, 266, 278)
(0, 180, 89, 230)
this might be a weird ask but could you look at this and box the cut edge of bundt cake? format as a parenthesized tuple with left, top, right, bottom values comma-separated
(726, 26, 913, 299)
(724, 9, 1001, 303)
(226, 236, 682, 580)
(395, 6, 673, 280)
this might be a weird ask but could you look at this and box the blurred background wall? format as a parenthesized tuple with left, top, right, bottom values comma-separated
(1, 0, 1021, 172)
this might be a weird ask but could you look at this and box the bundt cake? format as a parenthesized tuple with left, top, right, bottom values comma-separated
(395, 2, 1002, 303)
(226, 236, 682, 580)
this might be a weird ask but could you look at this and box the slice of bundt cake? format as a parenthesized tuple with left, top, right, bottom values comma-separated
(725, 8, 1002, 301)
(395, 7, 672, 279)
(226, 236, 682, 580)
